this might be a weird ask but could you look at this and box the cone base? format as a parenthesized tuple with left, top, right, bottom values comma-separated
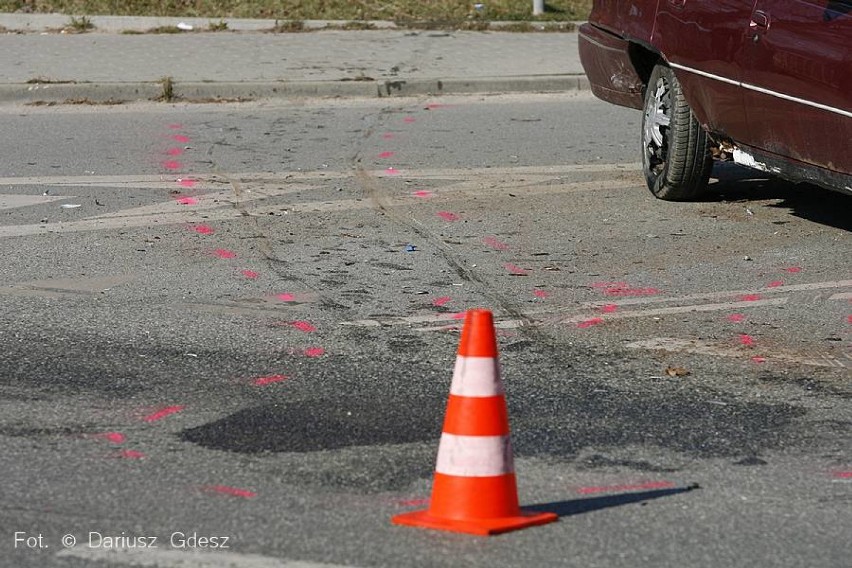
(392, 509, 557, 536)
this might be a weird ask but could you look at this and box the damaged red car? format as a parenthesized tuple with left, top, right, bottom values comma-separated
(579, 0, 852, 200)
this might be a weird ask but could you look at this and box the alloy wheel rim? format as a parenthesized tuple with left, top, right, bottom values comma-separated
(644, 76, 672, 177)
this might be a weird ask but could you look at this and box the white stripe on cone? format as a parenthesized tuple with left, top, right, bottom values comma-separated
(435, 433, 515, 477)
(450, 356, 504, 397)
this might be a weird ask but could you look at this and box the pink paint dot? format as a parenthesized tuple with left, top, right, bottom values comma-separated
(176, 196, 198, 206)
(847, 314, 852, 324)
(403, 116, 416, 124)
(191, 224, 215, 235)
(143, 405, 185, 423)
(425, 103, 450, 110)
(784, 266, 802, 273)
(95, 432, 126, 444)
(201, 485, 257, 499)
(432, 296, 452, 307)
(600, 304, 618, 313)
(119, 450, 146, 459)
(727, 313, 746, 323)
(577, 317, 604, 329)
(304, 347, 325, 358)
(437, 211, 460, 222)
(382, 132, 395, 140)
(214, 249, 237, 259)
(378, 151, 395, 159)
(740, 334, 755, 346)
(276, 293, 295, 302)
(167, 123, 184, 130)
(291, 320, 317, 333)
(384, 167, 401, 175)
(767, 280, 784, 288)
(833, 471, 852, 479)
(504, 263, 529, 276)
(253, 374, 288, 386)
(178, 178, 197, 188)
(534, 289, 549, 299)
(412, 190, 434, 198)
(483, 236, 510, 251)
(751, 356, 767, 363)
(167, 147, 184, 156)
(172, 134, 191, 143)
(162, 160, 182, 170)
(241, 269, 260, 279)
(450, 312, 467, 320)
(740, 294, 763, 302)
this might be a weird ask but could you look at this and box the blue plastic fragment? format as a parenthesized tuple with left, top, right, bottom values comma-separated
(405, 244, 417, 252)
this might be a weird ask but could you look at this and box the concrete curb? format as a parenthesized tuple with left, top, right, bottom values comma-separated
(0, 75, 590, 104)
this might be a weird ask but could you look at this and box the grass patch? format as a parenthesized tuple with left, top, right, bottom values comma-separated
(0, 1, 592, 22)
(66, 15, 95, 32)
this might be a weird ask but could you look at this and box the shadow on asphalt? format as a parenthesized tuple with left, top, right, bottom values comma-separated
(703, 163, 852, 232)
(526, 484, 699, 518)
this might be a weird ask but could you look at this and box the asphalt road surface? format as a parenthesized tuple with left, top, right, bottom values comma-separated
(0, 93, 849, 568)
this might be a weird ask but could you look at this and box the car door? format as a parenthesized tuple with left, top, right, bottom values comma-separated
(652, 0, 755, 140)
(739, 0, 852, 174)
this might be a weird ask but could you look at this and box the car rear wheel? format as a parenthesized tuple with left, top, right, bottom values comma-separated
(642, 63, 713, 201)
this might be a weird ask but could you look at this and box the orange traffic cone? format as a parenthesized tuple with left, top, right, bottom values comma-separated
(392, 309, 557, 535)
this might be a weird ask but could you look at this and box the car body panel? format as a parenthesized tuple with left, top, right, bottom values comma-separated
(578, 23, 645, 109)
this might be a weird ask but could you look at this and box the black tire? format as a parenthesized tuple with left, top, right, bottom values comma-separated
(641, 63, 713, 201)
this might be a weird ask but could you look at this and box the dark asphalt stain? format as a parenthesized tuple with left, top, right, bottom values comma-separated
(734, 456, 768, 466)
(576, 454, 680, 473)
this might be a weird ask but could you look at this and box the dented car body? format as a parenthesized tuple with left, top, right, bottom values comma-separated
(579, 0, 852, 200)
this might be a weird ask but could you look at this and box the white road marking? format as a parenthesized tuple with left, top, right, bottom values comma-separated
(0, 193, 73, 209)
(56, 548, 354, 568)
(626, 337, 851, 369)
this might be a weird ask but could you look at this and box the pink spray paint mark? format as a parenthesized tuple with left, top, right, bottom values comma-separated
(437, 211, 460, 222)
(167, 123, 184, 130)
(166, 147, 184, 156)
(483, 236, 510, 251)
(504, 263, 529, 276)
(378, 151, 395, 159)
(577, 480, 675, 495)
(450, 312, 467, 320)
(253, 374, 288, 386)
(847, 314, 852, 324)
(119, 450, 146, 459)
(143, 405, 185, 423)
(304, 347, 325, 358)
(727, 313, 746, 323)
(241, 269, 260, 279)
(833, 471, 852, 479)
(767, 280, 784, 288)
(291, 320, 317, 333)
(577, 317, 604, 329)
(382, 132, 395, 140)
(178, 178, 197, 188)
(276, 293, 296, 302)
(162, 160, 182, 170)
(425, 103, 450, 110)
(600, 304, 618, 313)
(412, 190, 434, 198)
(603, 285, 660, 297)
(740, 334, 755, 346)
(95, 432, 126, 444)
(740, 294, 763, 302)
(201, 485, 257, 499)
(191, 224, 215, 235)
(403, 116, 416, 124)
(176, 196, 198, 206)
(214, 249, 236, 259)
(384, 167, 401, 176)
(751, 356, 767, 364)
(432, 296, 452, 307)
(533, 289, 549, 299)
(784, 266, 802, 273)
(172, 134, 191, 143)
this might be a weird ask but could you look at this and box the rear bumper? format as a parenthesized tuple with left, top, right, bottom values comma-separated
(578, 23, 644, 110)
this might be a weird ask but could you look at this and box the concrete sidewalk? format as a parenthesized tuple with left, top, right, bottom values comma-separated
(0, 13, 587, 103)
